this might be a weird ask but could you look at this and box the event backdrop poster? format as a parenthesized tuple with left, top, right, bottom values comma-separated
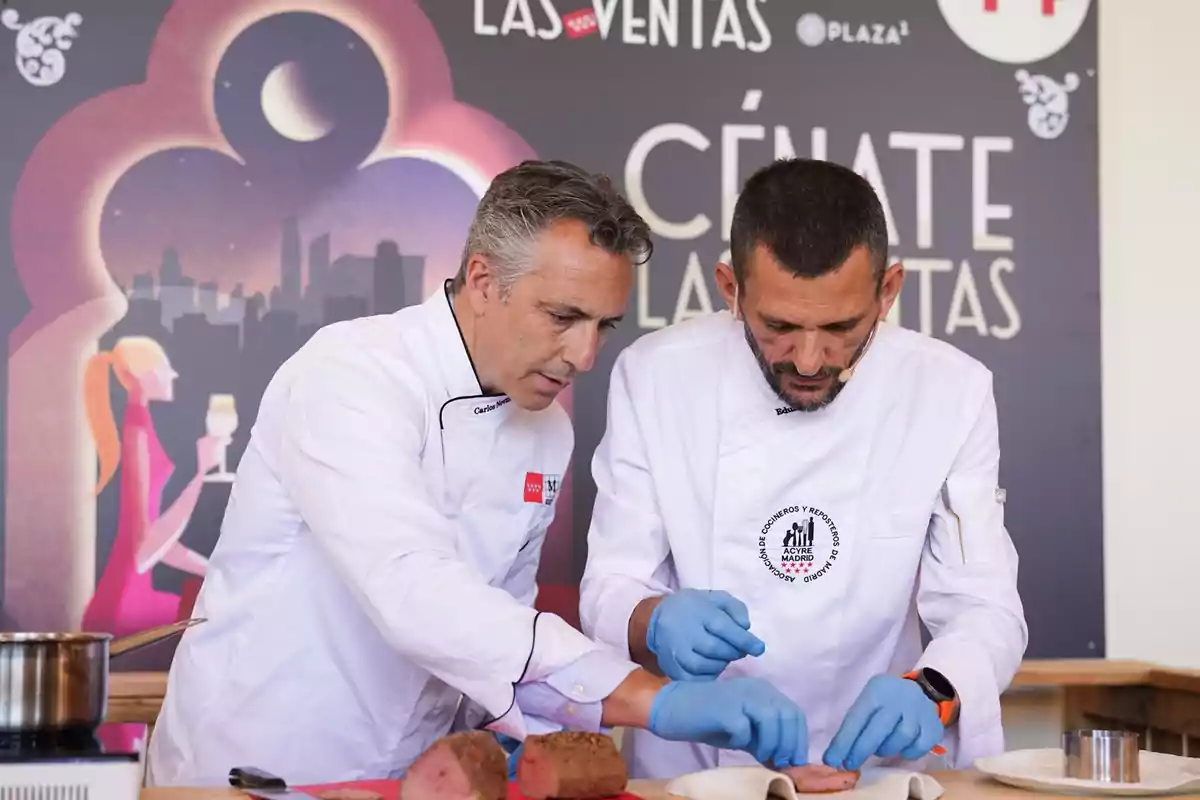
(0, 0, 1100, 662)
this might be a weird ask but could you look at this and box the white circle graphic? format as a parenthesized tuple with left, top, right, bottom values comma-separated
(938, 0, 1091, 64)
(796, 13, 827, 47)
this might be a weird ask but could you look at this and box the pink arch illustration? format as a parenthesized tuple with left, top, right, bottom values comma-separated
(4, 0, 579, 631)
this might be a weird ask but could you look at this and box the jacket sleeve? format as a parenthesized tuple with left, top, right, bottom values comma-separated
(579, 348, 675, 658)
(278, 343, 608, 737)
(914, 371, 1029, 767)
(511, 649, 638, 735)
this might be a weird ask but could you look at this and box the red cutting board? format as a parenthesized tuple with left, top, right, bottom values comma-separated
(295, 781, 399, 799)
(295, 780, 643, 799)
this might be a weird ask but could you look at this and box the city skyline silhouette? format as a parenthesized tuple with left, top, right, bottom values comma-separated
(94, 214, 427, 598)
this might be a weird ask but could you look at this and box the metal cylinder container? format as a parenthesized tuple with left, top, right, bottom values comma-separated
(1063, 729, 1141, 783)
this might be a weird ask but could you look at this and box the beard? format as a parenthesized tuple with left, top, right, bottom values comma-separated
(742, 319, 847, 412)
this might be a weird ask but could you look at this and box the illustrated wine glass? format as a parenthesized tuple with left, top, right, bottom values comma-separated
(205, 393, 238, 483)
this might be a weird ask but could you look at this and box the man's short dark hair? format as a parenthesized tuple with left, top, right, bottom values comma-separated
(453, 159, 653, 293)
(729, 158, 889, 289)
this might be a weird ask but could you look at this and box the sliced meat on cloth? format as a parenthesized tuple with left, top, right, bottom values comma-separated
(782, 765, 861, 793)
(665, 764, 864, 800)
(516, 731, 629, 800)
(400, 731, 508, 800)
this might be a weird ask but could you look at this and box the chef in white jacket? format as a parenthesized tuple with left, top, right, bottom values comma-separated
(580, 157, 1029, 780)
(146, 160, 813, 785)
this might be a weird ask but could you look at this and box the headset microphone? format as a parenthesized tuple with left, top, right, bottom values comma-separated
(837, 321, 879, 383)
(735, 284, 879, 384)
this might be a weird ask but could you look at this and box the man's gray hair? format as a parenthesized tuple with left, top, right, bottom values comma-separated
(452, 160, 653, 294)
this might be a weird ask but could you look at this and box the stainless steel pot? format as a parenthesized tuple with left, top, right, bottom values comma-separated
(0, 617, 205, 734)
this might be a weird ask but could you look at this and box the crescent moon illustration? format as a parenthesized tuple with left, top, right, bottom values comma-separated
(260, 61, 335, 142)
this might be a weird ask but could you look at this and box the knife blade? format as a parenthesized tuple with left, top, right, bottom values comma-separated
(229, 766, 320, 799)
(239, 788, 320, 800)
(240, 788, 320, 800)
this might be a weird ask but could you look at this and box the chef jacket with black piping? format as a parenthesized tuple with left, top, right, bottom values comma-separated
(145, 281, 636, 785)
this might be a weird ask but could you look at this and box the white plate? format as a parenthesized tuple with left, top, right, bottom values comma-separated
(974, 748, 1200, 796)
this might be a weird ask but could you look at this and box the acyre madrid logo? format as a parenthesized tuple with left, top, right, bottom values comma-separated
(759, 505, 839, 584)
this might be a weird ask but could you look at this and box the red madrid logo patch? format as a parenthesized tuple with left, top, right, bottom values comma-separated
(523, 472, 561, 506)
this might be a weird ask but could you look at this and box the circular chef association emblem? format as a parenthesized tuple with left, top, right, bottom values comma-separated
(759, 505, 839, 584)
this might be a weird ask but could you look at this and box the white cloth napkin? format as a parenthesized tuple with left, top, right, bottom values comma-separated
(664, 765, 945, 800)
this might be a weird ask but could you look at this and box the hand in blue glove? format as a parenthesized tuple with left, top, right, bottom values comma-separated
(647, 678, 808, 768)
(823, 675, 944, 771)
(494, 733, 523, 780)
(647, 589, 766, 681)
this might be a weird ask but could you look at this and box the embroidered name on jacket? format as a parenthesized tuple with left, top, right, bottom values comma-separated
(473, 397, 512, 415)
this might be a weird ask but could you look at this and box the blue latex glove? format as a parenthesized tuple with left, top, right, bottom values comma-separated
(494, 733, 523, 780)
(647, 589, 767, 681)
(823, 675, 944, 771)
(648, 678, 808, 768)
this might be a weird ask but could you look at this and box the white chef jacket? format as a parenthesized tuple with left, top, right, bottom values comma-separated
(146, 282, 636, 786)
(579, 310, 1028, 779)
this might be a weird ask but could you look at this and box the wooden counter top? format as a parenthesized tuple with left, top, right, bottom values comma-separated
(111, 659, 1200, 768)
(110, 659, 1200, 712)
(138, 771, 1200, 799)
(1009, 659, 1200, 692)
(108, 660, 1200, 745)
(1009, 659, 1159, 688)
(109, 670, 169, 724)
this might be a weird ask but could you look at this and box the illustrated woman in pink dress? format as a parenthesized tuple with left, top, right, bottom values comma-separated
(80, 335, 223, 638)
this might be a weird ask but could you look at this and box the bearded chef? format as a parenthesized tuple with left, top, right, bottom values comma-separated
(579, 157, 1029, 780)
(146, 160, 812, 785)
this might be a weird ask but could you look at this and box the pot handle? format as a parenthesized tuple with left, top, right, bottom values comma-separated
(109, 617, 208, 658)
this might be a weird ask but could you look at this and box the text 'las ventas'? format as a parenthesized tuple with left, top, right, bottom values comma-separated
(474, 0, 773, 51)
(623, 91, 1023, 341)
